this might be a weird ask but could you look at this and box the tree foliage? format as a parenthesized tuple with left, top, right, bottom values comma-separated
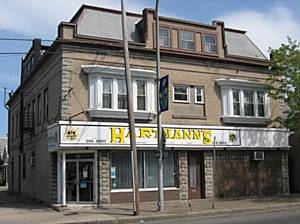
(267, 38, 300, 134)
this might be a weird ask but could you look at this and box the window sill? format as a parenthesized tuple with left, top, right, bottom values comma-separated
(172, 114, 207, 120)
(173, 100, 190, 104)
(87, 109, 156, 120)
(221, 116, 270, 125)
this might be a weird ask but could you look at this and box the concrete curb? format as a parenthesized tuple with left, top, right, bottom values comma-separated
(61, 202, 300, 224)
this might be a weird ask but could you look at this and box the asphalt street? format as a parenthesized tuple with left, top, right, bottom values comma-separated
(141, 208, 300, 224)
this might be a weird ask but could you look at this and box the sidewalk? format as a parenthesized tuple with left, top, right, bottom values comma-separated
(1, 186, 300, 224)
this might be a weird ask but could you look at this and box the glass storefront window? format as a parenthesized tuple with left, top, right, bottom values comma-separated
(111, 151, 176, 190)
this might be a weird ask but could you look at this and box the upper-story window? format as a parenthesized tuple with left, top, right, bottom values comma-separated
(43, 88, 49, 121)
(37, 94, 42, 125)
(159, 27, 171, 48)
(204, 35, 217, 53)
(232, 89, 240, 116)
(173, 85, 190, 102)
(117, 79, 127, 110)
(102, 78, 112, 109)
(216, 79, 270, 124)
(180, 31, 195, 50)
(83, 65, 155, 120)
(136, 81, 146, 111)
(195, 86, 204, 104)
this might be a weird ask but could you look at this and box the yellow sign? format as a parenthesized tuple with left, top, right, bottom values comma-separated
(63, 127, 80, 141)
(111, 127, 212, 145)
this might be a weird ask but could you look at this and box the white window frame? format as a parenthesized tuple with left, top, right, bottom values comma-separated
(101, 78, 113, 109)
(224, 88, 269, 118)
(217, 79, 270, 119)
(195, 86, 204, 104)
(88, 76, 154, 113)
(159, 27, 171, 48)
(204, 35, 217, 53)
(180, 31, 195, 50)
(173, 84, 190, 103)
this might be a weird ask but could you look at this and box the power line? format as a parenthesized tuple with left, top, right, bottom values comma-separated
(0, 37, 53, 42)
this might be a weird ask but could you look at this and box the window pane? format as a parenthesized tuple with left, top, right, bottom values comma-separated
(145, 151, 158, 188)
(102, 79, 112, 108)
(117, 80, 127, 109)
(232, 89, 240, 115)
(195, 86, 204, 103)
(174, 85, 188, 101)
(244, 90, 254, 116)
(137, 81, 146, 111)
(159, 28, 170, 47)
(111, 152, 132, 189)
(204, 35, 217, 53)
(181, 31, 194, 50)
(163, 151, 175, 187)
(257, 91, 265, 117)
(189, 157, 197, 188)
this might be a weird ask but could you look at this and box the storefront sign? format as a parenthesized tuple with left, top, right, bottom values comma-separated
(59, 124, 241, 147)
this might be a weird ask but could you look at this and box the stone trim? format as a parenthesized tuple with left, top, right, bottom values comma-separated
(99, 151, 110, 204)
(61, 58, 73, 120)
(204, 151, 213, 198)
(178, 151, 188, 200)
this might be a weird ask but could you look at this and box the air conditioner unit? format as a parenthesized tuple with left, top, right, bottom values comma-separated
(252, 151, 264, 161)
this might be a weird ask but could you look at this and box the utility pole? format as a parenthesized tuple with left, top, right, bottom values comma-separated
(155, 0, 164, 212)
(121, 0, 140, 216)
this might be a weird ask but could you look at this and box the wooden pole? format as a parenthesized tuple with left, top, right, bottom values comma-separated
(121, 0, 140, 215)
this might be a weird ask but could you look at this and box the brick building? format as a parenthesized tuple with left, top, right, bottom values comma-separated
(7, 5, 289, 205)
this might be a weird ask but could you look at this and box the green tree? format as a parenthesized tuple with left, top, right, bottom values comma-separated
(267, 38, 300, 135)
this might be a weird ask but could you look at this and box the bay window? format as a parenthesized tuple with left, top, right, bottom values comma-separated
(216, 79, 270, 124)
(83, 65, 155, 120)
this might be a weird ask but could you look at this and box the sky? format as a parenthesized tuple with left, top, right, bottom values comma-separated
(0, 0, 300, 137)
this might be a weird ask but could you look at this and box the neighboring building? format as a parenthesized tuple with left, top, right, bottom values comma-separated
(0, 137, 8, 186)
(7, 5, 289, 205)
(289, 134, 300, 193)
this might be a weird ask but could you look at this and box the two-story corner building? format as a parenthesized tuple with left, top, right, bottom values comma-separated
(7, 5, 289, 205)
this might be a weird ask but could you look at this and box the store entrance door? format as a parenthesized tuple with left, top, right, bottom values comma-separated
(188, 152, 205, 199)
(66, 160, 94, 202)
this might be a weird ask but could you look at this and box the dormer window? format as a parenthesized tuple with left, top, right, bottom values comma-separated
(180, 31, 195, 50)
(204, 35, 217, 53)
(159, 27, 171, 48)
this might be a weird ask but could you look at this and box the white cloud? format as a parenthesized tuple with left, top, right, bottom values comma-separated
(216, 5, 300, 57)
(0, 0, 150, 39)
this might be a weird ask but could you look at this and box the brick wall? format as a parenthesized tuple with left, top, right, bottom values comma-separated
(110, 190, 180, 204)
(204, 150, 288, 198)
